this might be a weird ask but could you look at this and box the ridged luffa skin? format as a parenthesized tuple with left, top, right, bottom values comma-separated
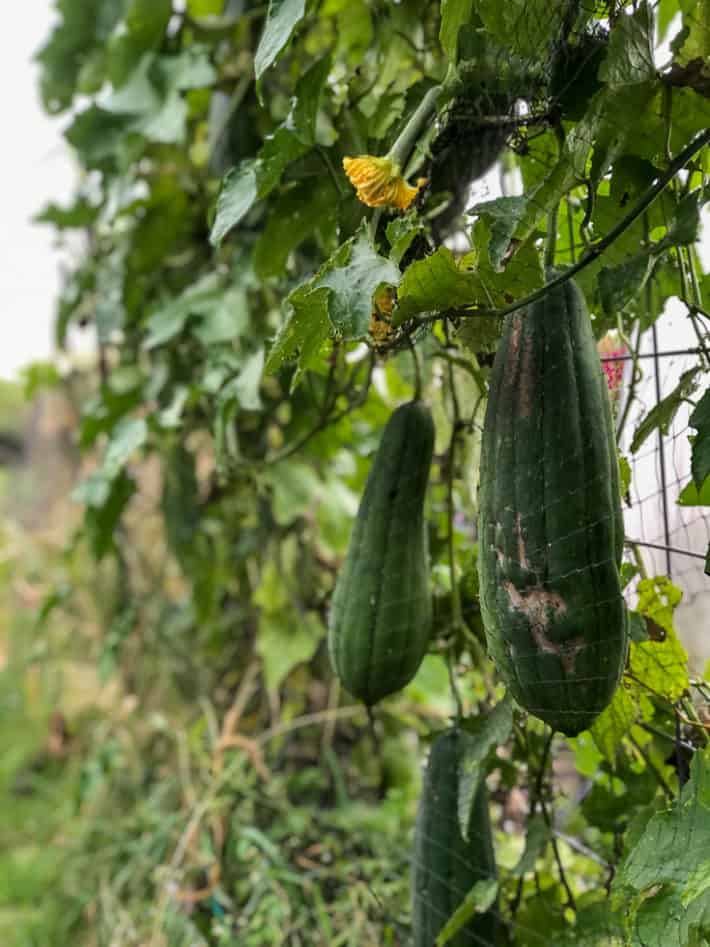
(478, 279, 627, 736)
(413, 729, 498, 947)
(328, 401, 435, 706)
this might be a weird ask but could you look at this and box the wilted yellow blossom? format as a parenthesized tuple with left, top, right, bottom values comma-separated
(373, 286, 395, 318)
(369, 311, 394, 345)
(343, 155, 426, 210)
(369, 287, 396, 346)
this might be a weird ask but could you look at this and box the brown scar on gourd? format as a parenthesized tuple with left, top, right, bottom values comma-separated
(497, 522, 585, 674)
(504, 315, 534, 420)
(508, 313, 522, 353)
(503, 581, 585, 674)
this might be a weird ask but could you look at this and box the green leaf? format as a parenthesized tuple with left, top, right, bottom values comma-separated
(316, 232, 400, 339)
(633, 577, 689, 701)
(631, 884, 710, 947)
(257, 609, 323, 691)
(210, 125, 310, 245)
(144, 275, 224, 349)
(254, 0, 306, 80)
(222, 349, 265, 412)
(288, 55, 332, 146)
(269, 462, 322, 525)
(513, 159, 577, 248)
(630, 626, 689, 703)
(620, 750, 710, 892)
(435, 879, 499, 946)
(678, 476, 710, 506)
(557, 901, 626, 947)
(210, 161, 259, 245)
(72, 418, 147, 552)
(187, 0, 224, 14)
(95, 248, 126, 344)
(159, 46, 218, 91)
(630, 368, 700, 453)
(328, 0, 373, 63)
(456, 314, 502, 356)
(265, 285, 331, 384)
(34, 197, 100, 230)
(214, 392, 240, 474)
(103, 54, 161, 115)
(664, 190, 703, 247)
(394, 247, 483, 324)
(471, 0, 557, 59)
(162, 445, 200, 571)
(21, 362, 62, 400)
(64, 106, 134, 169)
(136, 89, 188, 144)
(468, 196, 528, 269)
(255, 126, 309, 196)
(144, 306, 191, 350)
(510, 814, 549, 877)
(440, 0, 474, 62)
(590, 683, 639, 762)
(36, 0, 123, 113)
(84, 472, 137, 561)
(253, 178, 338, 280)
(253, 557, 291, 614)
(514, 888, 569, 943)
(619, 455, 632, 497)
(690, 387, 710, 488)
(588, 84, 656, 192)
(194, 288, 250, 346)
(598, 253, 654, 318)
(636, 575, 682, 636)
(674, 0, 710, 64)
(102, 417, 149, 481)
(600, 2, 656, 88)
(620, 562, 640, 590)
(458, 698, 512, 840)
(125, 0, 172, 48)
(682, 861, 710, 908)
(471, 221, 545, 304)
(627, 610, 649, 643)
(386, 216, 425, 267)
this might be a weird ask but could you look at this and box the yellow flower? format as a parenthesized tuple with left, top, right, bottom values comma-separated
(343, 155, 426, 211)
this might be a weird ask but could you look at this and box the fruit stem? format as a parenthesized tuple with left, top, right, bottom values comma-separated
(387, 67, 457, 171)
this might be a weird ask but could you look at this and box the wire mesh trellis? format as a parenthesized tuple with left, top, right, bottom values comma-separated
(607, 298, 710, 665)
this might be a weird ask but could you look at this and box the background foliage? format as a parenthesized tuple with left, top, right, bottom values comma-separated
(2, 0, 710, 944)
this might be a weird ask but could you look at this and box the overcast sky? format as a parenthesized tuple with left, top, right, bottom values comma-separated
(1, 0, 75, 380)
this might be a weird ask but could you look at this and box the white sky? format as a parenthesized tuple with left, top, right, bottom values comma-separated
(1, 0, 75, 380)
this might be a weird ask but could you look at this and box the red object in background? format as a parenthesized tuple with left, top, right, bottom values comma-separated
(598, 333, 628, 399)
